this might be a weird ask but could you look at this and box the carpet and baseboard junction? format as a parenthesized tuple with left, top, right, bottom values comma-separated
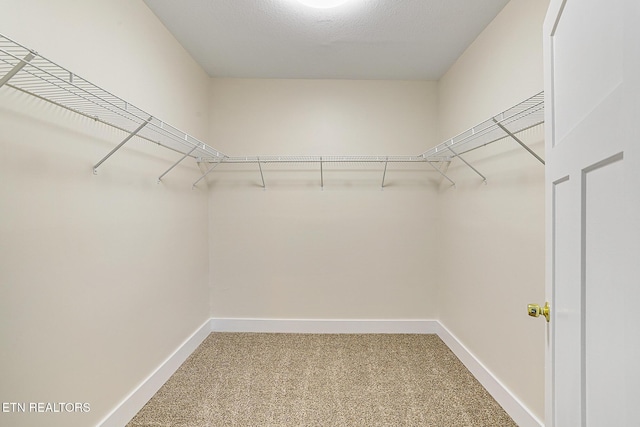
(126, 332, 516, 427)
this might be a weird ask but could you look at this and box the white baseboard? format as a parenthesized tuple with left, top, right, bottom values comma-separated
(97, 318, 212, 427)
(210, 318, 440, 334)
(100, 318, 541, 427)
(435, 322, 544, 427)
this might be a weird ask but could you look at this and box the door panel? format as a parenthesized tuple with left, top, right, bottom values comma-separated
(552, 176, 580, 426)
(544, 0, 640, 426)
(552, 1, 623, 144)
(583, 154, 625, 426)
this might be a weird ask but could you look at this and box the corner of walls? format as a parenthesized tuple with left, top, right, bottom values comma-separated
(97, 319, 213, 427)
(436, 322, 544, 427)
(437, 0, 548, 139)
(434, 0, 550, 422)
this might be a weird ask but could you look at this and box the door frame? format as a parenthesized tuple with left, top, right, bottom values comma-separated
(543, 1, 567, 426)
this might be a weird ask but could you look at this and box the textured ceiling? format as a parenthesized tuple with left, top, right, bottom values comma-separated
(143, 0, 510, 80)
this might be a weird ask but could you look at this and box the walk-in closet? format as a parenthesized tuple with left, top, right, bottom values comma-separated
(1, 1, 551, 426)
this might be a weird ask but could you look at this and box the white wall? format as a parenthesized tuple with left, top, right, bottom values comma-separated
(207, 79, 442, 320)
(437, 0, 549, 421)
(0, 1, 211, 426)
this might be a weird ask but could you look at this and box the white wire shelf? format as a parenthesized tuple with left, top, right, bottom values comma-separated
(205, 90, 545, 166)
(0, 32, 544, 188)
(0, 33, 226, 179)
(217, 155, 446, 164)
(209, 93, 545, 187)
(420, 91, 544, 163)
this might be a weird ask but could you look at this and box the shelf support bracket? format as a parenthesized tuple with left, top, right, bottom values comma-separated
(192, 157, 224, 189)
(447, 146, 486, 183)
(493, 119, 545, 165)
(425, 159, 456, 187)
(93, 116, 152, 174)
(257, 156, 266, 188)
(158, 143, 200, 183)
(320, 156, 324, 190)
(381, 157, 389, 188)
(0, 51, 35, 88)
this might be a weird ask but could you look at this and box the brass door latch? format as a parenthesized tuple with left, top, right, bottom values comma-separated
(527, 302, 550, 322)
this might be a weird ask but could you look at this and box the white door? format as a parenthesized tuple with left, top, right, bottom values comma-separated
(543, 0, 640, 426)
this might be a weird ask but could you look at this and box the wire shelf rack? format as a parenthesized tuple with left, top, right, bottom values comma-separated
(198, 93, 544, 187)
(219, 155, 443, 164)
(0, 33, 226, 176)
(0, 32, 544, 188)
(420, 92, 544, 162)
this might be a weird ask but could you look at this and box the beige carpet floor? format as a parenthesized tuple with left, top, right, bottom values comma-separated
(127, 333, 516, 427)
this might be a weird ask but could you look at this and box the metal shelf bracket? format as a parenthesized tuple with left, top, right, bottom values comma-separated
(425, 159, 456, 187)
(381, 156, 389, 189)
(257, 156, 266, 189)
(158, 143, 200, 183)
(0, 51, 34, 88)
(192, 157, 224, 189)
(93, 116, 153, 174)
(493, 118, 545, 165)
(447, 145, 486, 183)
